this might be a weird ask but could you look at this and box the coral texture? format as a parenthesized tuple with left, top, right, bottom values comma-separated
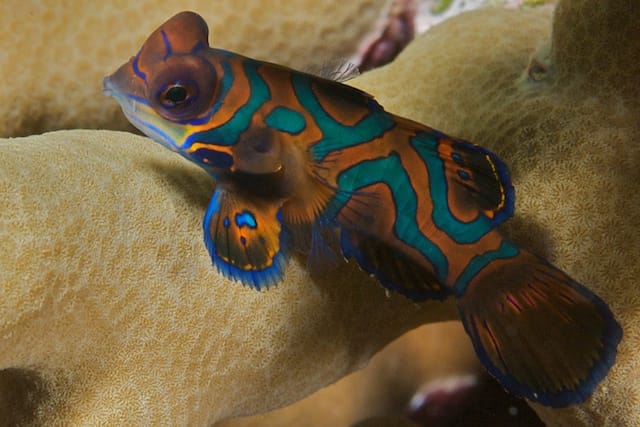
(1, 0, 638, 426)
(352, 2, 639, 425)
(215, 322, 480, 427)
(0, 0, 390, 137)
(0, 130, 457, 425)
(223, 1, 638, 425)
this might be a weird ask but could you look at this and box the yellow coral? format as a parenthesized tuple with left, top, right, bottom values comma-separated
(1, 0, 639, 425)
(0, 130, 457, 425)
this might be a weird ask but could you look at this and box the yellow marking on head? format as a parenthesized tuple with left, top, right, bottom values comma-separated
(186, 142, 234, 155)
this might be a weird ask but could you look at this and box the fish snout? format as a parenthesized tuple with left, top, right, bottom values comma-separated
(102, 76, 115, 97)
(102, 59, 146, 101)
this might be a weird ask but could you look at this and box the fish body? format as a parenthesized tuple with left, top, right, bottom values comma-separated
(105, 11, 621, 408)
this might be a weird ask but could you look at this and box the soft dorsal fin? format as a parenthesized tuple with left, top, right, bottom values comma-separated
(408, 128, 516, 238)
(304, 60, 360, 82)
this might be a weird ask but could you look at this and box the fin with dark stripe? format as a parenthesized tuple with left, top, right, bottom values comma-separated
(341, 229, 450, 301)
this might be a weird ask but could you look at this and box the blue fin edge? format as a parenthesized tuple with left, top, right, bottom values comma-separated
(340, 229, 451, 302)
(202, 191, 289, 291)
(462, 276, 622, 407)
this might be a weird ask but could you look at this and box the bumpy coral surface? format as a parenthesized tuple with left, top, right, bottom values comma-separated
(1, 0, 638, 426)
(216, 322, 480, 427)
(353, 2, 639, 425)
(0, 130, 457, 425)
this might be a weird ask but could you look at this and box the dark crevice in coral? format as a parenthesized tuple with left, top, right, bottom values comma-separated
(0, 368, 51, 427)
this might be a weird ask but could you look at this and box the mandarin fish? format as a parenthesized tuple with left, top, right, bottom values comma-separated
(104, 11, 621, 408)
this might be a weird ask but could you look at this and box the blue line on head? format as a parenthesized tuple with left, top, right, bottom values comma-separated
(191, 40, 206, 53)
(127, 111, 175, 146)
(161, 29, 172, 60)
(132, 54, 147, 81)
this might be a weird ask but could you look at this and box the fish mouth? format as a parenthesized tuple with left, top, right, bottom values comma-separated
(102, 76, 115, 97)
(103, 75, 183, 152)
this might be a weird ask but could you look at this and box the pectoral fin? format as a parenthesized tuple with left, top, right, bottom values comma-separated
(203, 187, 288, 289)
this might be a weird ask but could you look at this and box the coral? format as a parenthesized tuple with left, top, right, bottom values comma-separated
(0, 130, 457, 425)
(1, 0, 638, 425)
(224, 1, 638, 425)
(0, 0, 390, 137)
(216, 323, 480, 427)
(352, 1, 639, 425)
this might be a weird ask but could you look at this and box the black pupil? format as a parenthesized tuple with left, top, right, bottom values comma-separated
(164, 86, 188, 105)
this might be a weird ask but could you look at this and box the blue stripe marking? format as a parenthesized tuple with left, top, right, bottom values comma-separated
(452, 239, 520, 296)
(132, 54, 146, 81)
(191, 40, 207, 53)
(290, 73, 395, 161)
(329, 154, 449, 281)
(411, 133, 495, 244)
(188, 147, 234, 168)
(186, 59, 270, 148)
(160, 30, 172, 60)
(124, 106, 176, 147)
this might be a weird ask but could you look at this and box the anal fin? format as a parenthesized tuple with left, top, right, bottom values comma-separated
(341, 229, 450, 301)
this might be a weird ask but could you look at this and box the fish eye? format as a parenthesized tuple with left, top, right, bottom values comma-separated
(148, 55, 217, 121)
(159, 83, 196, 108)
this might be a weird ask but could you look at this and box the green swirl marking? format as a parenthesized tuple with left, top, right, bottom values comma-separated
(452, 240, 520, 296)
(290, 73, 395, 161)
(187, 59, 271, 147)
(330, 153, 449, 281)
(265, 106, 306, 134)
(410, 133, 495, 244)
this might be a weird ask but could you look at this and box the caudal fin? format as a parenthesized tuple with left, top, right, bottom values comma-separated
(456, 245, 622, 407)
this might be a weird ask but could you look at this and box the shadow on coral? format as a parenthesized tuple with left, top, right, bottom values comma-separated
(142, 158, 214, 212)
(0, 368, 51, 427)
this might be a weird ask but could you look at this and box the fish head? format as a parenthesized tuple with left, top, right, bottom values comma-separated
(104, 11, 257, 174)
